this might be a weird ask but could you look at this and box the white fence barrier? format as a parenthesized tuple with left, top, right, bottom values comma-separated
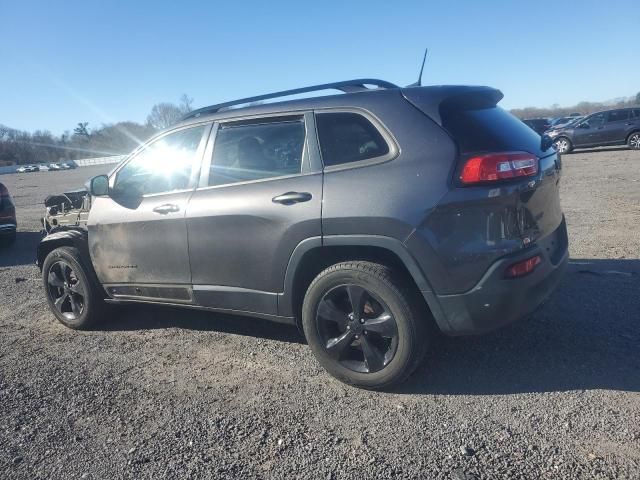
(73, 155, 126, 167)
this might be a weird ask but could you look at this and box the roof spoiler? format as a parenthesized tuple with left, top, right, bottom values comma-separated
(401, 86, 503, 126)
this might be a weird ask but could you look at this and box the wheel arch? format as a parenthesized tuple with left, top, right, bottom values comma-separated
(279, 235, 450, 333)
(37, 227, 90, 271)
(626, 129, 640, 143)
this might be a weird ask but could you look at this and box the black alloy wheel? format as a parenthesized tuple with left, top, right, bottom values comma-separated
(302, 261, 429, 389)
(42, 246, 105, 329)
(316, 284, 399, 373)
(46, 260, 86, 320)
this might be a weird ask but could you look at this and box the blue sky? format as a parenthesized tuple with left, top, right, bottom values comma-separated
(1, 0, 637, 134)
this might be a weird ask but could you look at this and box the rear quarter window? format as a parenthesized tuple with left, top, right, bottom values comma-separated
(316, 112, 390, 167)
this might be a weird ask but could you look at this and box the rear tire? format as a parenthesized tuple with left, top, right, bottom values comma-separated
(302, 261, 429, 389)
(628, 131, 640, 150)
(554, 137, 573, 154)
(42, 246, 106, 330)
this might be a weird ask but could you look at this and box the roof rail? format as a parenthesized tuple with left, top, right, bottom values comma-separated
(182, 78, 399, 120)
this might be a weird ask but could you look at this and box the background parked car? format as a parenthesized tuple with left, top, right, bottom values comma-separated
(546, 107, 640, 153)
(16, 165, 40, 173)
(522, 118, 552, 135)
(0, 182, 17, 245)
(49, 163, 61, 170)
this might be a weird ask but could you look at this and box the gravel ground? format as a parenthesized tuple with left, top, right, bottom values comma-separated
(1, 151, 639, 479)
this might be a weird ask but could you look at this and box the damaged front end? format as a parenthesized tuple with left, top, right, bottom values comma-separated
(42, 189, 91, 233)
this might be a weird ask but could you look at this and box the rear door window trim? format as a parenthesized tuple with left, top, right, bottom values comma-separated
(196, 111, 318, 191)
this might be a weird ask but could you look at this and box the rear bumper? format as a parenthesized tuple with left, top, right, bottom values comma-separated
(426, 219, 569, 336)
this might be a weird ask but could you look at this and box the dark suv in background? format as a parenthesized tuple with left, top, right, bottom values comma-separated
(522, 118, 551, 135)
(547, 107, 640, 153)
(37, 79, 568, 389)
(0, 182, 17, 245)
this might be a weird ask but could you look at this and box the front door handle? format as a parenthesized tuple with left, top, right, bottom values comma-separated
(152, 204, 180, 214)
(272, 192, 312, 205)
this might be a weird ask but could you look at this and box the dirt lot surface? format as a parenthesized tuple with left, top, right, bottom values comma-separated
(1, 151, 639, 479)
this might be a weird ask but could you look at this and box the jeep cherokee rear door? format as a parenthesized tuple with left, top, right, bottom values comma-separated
(185, 113, 322, 316)
(88, 124, 210, 298)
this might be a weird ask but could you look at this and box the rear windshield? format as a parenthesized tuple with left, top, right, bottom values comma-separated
(441, 106, 544, 155)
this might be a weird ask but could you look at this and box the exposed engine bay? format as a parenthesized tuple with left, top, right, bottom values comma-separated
(42, 189, 91, 233)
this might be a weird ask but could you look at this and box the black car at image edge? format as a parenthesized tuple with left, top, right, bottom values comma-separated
(36, 79, 569, 389)
(0, 182, 17, 245)
(547, 107, 640, 153)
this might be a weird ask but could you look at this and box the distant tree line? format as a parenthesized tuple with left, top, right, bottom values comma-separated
(510, 92, 640, 120)
(0, 94, 193, 166)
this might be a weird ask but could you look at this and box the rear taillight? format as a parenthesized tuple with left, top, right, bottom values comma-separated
(505, 255, 542, 278)
(459, 152, 538, 185)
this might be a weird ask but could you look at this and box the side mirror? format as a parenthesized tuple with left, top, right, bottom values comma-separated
(578, 122, 589, 129)
(90, 175, 110, 196)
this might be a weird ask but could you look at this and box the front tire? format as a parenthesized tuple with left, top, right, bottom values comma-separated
(554, 137, 573, 154)
(628, 132, 640, 150)
(302, 261, 428, 389)
(42, 246, 105, 329)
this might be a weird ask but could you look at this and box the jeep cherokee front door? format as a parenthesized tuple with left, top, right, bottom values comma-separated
(88, 123, 210, 300)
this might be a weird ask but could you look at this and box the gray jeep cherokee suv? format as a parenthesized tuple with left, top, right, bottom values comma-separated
(37, 79, 568, 389)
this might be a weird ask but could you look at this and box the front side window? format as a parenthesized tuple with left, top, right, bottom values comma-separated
(607, 110, 629, 123)
(209, 118, 305, 186)
(316, 112, 390, 167)
(113, 126, 205, 196)
(585, 113, 605, 128)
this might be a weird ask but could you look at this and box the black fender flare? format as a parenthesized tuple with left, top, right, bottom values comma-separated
(36, 227, 90, 270)
(278, 235, 452, 332)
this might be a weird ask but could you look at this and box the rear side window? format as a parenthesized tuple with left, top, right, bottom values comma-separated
(209, 118, 305, 186)
(441, 106, 543, 154)
(316, 112, 390, 167)
(633, 109, 640, 119)
(608, 110, 629, 123)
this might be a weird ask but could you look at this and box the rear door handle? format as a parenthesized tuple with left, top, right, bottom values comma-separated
(272, 192, 312, 205)
(152, 204, 180, 214)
